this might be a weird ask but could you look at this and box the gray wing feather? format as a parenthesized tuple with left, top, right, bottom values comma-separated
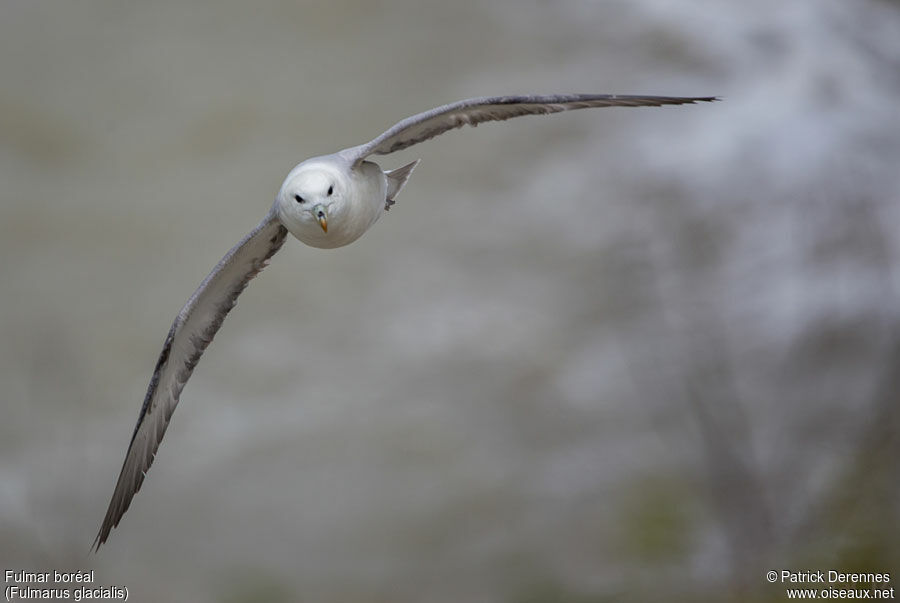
(93, 208, 288, 551)
(341, 94, 717, 163)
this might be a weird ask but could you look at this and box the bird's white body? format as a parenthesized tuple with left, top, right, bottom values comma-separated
(276, 155, 388, 249)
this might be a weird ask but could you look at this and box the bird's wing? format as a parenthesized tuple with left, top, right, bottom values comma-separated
(93, 208, 288, 551)
(340, 94, 717, 163)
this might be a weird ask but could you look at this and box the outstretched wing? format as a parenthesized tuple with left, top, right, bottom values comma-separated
(341, 94, 717, 163)
(93, 208, 288, 551)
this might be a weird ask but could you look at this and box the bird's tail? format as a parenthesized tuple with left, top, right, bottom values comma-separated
(385, 159, 420, 204)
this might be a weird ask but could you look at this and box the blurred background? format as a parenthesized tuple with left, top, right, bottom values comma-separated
(2, 0, 899, 601)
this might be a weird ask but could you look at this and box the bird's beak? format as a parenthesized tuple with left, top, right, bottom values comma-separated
(313, 205, 328, 233)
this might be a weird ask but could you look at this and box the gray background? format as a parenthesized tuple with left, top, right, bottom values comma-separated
(2, 0, 899, 601)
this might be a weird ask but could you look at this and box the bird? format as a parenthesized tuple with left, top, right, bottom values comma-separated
(93, 93, 717, 550)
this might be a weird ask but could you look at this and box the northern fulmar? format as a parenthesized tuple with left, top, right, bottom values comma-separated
(94, 93, 717, 550)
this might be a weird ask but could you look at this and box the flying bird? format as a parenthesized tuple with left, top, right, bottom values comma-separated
(93, 93, 717, 550)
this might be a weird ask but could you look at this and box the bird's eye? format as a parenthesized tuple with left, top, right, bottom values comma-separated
(327, 185, 333, 196)
(294, 194, 305, 204)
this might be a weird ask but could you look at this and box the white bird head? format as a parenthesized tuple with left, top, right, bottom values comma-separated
(275, 160, 346, 249)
